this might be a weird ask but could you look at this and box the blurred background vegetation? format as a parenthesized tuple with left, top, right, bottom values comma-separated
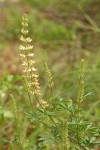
(0, 0, 100, 149)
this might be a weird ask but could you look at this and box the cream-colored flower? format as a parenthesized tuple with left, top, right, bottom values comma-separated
(36, 99, 49, 108)
(41, 99, 49, 108)
(19, 14, 41, 96)
(20, 36, 32, 43)
(20, 54, 26, 58)
(21, 29, 29, 34)
(19, 45, 33, 51)
(27, 53, 34, 57)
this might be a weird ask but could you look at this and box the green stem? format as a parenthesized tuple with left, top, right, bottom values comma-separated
(10, 142, 15, 150)
(28, 92, 34, 110)
(14, 114, 24, 150)
(34, 93, 58, 128)
(50, 86, 53, 98)
(69, 135, 86, 150)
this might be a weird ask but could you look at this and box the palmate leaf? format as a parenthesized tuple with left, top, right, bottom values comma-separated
(69, 120, 91, 132)
(80, 136, 100, 148)
(39, 133, 55, 145)
(88, 126, 100, 136)
(25, 110, 45, 123)
(29, 133, 55, 150)
(49, 96, 73, 112)
(0, 138, 9, 143)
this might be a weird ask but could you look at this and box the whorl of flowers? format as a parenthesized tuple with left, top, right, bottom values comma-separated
(61, 119, 70, 150)
(10, 94, 17, 118)
(19, 14, 41, 96)
(44, 62, 54, 88)
(77, 59, 85, 103)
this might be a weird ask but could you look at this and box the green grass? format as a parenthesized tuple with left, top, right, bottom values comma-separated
(0, 0, 100, 149)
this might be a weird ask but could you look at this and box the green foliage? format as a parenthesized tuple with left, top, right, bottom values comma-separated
(0, 1, 100, 149)
(29, 15, 73, 41)
(22, 0, 52, 8)
(0, 6, 75, 41)
(1, 8, 21, 40)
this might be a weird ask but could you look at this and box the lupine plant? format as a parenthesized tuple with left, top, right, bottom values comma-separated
(2, 14, 100, 150)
